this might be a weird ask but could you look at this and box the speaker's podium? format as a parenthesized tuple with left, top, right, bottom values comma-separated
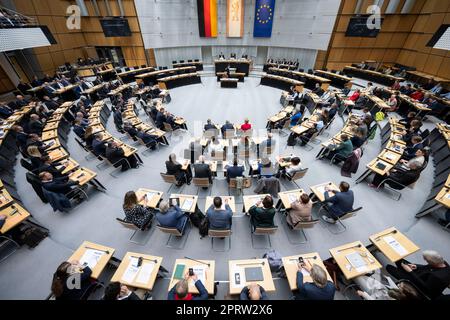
(220, 78, 238, 88)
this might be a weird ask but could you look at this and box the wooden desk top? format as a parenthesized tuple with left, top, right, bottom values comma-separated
(435, 186, 450, 208)
(108, 84, 131, 96)
(55, 84, 79, 94)
(378, 149, 402, 165)
(83, 83, 105, 94)
(369, 227, 420, 263)
(282, 253, 332, 290)
(215, 59, 251, 64)
(310, 182, 339, 202)
(117, 67, 155, 77)
(269, 67, 331, 83)
(204, 196, 236, 213)
(344, 66, 404, 81)
(174, 61, 203, 66)
(135, 188, 164, 208)
(111, 252, 163, 291)
(169, 194, 198, 213)
(242, 194, 271, 212)
(290, 124, 310, 135)
(385, 140, 406, 155)
(48, 147, 69, 163)
(407, 70, 450, 83)
(278, 189, 304, 209)
(169, 259, 215, 295)
(136, 66, 196, 79)
(68, 168, 97, 186)
(43, 121, 59, 131)
(56, 158, 80, 175)
(228, 259, 275, 295)
(0, 203, 30, 234)
(0, 188, 14, 209)
(314, 70, 353, 82)
(262, 74, 304, 86)
(329, 241, 382, 280)
(41, 129, 58, 141)
(367, 158, 393, 176)
(158, 72, 199, 82)
(68, 241, 115, 279)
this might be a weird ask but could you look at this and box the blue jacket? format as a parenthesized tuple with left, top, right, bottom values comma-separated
(206, 205, 232, 230)
(92, 139, 107, 156)
(290, 112, 302, 126)
(168, 280, 208, 300)
(324, 190, 354, 218)
(240, 285, 268, 300)
(156, 205, 187, 232)
(295, 271, 335, 300)
(226, 165, 244, 180)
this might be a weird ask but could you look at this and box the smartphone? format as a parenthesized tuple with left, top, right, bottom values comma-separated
(298, 257, 304, 264)
(188, 268, 194, 276)
(235, 273, 241, 285)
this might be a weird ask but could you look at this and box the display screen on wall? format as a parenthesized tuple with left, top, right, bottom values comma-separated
(100, 18, 132, 37)
(345, 15, 383, 38)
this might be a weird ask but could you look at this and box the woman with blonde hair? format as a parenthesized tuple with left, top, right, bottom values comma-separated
(27, 145, 45, 169)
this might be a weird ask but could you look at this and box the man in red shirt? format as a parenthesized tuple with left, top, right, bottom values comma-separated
(410, 89, 424, 101)
(240, 118, 252, 131)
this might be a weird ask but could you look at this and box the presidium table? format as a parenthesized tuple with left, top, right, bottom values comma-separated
(220, 78, 238, 88)
(260, 74, 304, 92)
(214, 59, 252, 77)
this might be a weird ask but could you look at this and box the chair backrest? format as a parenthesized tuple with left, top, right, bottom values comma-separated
(211, 150, 225, 161)
(254, 226, 278, 235)
(224, 129, 235, 139)
(20, 158, 34, 172)
(160, 173, 177, 184)
(293, 219, 319, 230)
(291, 168, 308, 181)
(204, 129, 219, 139)
(193, 177, 211, 187)
(172, 60, 177, 64)
(163, 122, 173, 132)
(340, 207, 362, 220)
(157, 225, 182, 236)
(229, 177, 252, 189)
(208, 229, 232, 237)
(116, 218, 139, 230)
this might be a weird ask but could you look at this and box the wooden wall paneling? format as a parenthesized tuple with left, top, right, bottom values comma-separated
(122, 0, 138, 16)
(355, 48, 372, 61)
(425, 13, 445, 33)
(336, 15, 350, 32)
(413, 52, 430, 71)
(374, 33, 393, 48)
(389, 33, 409, 48)
(437, 57, 450, 79)
(368, 48, 386, 62)
(328, 48, 344, 62)
(383, 49, 400, 62)
(30, 0, 51, 16)
(425, 55, 444, 75)
(381, 16, 401, 32)
(396, 15, 418, 32)
(417, 34, 432, 54)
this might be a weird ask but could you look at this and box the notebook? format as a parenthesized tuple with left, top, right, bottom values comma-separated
(245, 267, 264, 282)
(375, 162, 386, 170)
(173, 264, 185, 280)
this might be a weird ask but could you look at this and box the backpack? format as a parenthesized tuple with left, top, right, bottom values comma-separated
(198, 218, 209, 238)
(375, 111, 385, 122)
(287, 133, 297, 146)
(262, 250, 283, 272)
(189, 210, 205, 228)
(17, 224, 49, 248)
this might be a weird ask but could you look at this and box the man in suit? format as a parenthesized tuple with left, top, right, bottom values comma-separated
(248, 195, 276, 230)
(123, 121, 138, 139)
(403, 136, 423, 160)
(157, 200, 188, 232)
(80, 79, 94, 91)
(168, 273, 208, 300)
(105, 141, 138, 171)
(40, 171, 79, 195)
(0, 102, 13, 119)
(113, 108, 123, 129)
(155, 107, 167, 129)
(92, 133, 107, 157)
(12, 125, 29, 149)
(60, 75, 71, 87)
(386, 250, 450, 299)
(295, 262, 335, 300)
(17, 80, 31, 95)
(312, 83, 325, 96)
(221, 120, 234, 138)
(402, 120, 422, 145)
(193, 155, 213, 184)
(369, 161, 421, 189)
(136, 129, 158, 149)
(31, 75, 42, 88)
(28, 114, 45, 135)
(226, 160, 245, 182)
(321, 181, 354, 224)
(204, 119, 216, 131)
(103, 282, 141, 301)
(26, 133, 50, 153)
(42, 82, 57, 97)
(42, 96, 60, 111)
(14, 95, 29, 109)
(206, 196, 232, 230)
(72, 120, 86, 138)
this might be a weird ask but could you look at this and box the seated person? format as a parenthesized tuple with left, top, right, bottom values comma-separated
(26, 133, 51, 153)
(398, 148, 426, 170)
(225, 159, 245, 183)
(260, 133, 275, 152)
(40, 171, 79, 194)
(105, 141, 138, 171)
(349, 89, 361, 102)
(155, 107, 167, 129)
(92, 133, 107, 157)
(312, 83, 324, 96)
(51, 261, 92, 300)
(369, 161, 422, 189)
(387, 94, 398, 112)
(399, 112, 417, 130)
(283, 156, 302, 177)
(385, 250, 450, 299)
(240, 284, 268, 300)
(27, 145, 46, 169)
(165, 153, 189, 186)
(290, 108, 302, 126)
(403, 136, 423, 160)
(37, 156, 66, 178)
(13, 125, 29, 150)
(72, 120, 86, 138)
(248, 195, 276, 230)
(136, 129, 158, 149)
(28, 114, 45, 135)
(221, 120, 234, 138)
(74, 112, 89, 128)
(103, 282, 141, 300)
(324, 134, 353, 163)
(193, 155, 213, 184)
(287, 193, 313, 227)
(254, 157, 275, 178)
(402, 120, 422, 145)
(123, 121, 138, 139)
(354, 269, 421, 300)
(156, 200, 188, 233)
(410, 88, 424, 101)
(206, 197, 233, 230)
(122, 191, 154, 230)
(168, 272, 208, 300)
(240, 118, 252, 132)
(350, 127, 366, 149)
(328, 103, 338, 120)
(295, 262, 335, 300)
(321, 181, 354, 224)
(204, 119, 216, 131)
(0, 102, 13, 119)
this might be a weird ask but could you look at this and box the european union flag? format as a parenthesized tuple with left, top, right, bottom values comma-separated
(253, 0, 275, 38)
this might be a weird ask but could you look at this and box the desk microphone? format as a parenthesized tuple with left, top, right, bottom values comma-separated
(131, 256, 158, 267)
(337, 243, 362, 253)
(84, 246, 110, 254)
(184, 256, 210, 267)
(374, 229, 397, 241)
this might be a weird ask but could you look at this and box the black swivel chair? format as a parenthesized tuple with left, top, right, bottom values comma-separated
(179, 60, 185, 63)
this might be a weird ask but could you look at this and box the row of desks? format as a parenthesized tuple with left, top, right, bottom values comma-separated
(268, 67, 331, 91)
(344, 65, 404, 86)
(69, 224, 420, 295)
(260, 74, 304, 92)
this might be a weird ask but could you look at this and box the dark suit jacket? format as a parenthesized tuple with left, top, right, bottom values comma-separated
(156, 205, 187, 231)
(56, 267, 92, 300)
(92, 139, 107, 156)
(105, 146, 125, 164)
(324, 190, 354, 218)
(166, 161, 183, 177)
(388, 169, 421, 189)
(409, 262, 450, 299)
(29, 120, 44, 134)
(42, 176, 78, 194)
(194, 163, 212, 180)
(295, 271, 335, 300)
(226, 165, 244, 181)
(206, 205, 232, 230)
(249, 206, 275, 228)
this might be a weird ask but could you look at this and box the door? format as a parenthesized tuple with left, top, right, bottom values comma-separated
(256, 46, 268, 66)
(201, 46, 212, 65)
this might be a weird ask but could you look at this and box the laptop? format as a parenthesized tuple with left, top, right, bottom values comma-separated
(245, 267, 264, 282)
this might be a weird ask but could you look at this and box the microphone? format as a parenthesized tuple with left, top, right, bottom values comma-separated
(374, 229, 398, 241)
(337, 243, 362, 253)
(84, 246, 110, 254)
(131, 255, 158, 266)
(184, 256, 210, 267)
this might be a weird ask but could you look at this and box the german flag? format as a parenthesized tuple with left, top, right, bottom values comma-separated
(197, 0, 218, 37)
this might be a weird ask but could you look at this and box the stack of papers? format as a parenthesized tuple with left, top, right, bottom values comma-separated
(190, 266, 207, 286)
(288, 193, 298, 203)
(346, 252, 367, 270)
(122, 257, 155, 284)
(145, 192, 157, 202)
(181, 198, 194, 211)
(384, 236, 408, 256)
(79, 249, 105, 269)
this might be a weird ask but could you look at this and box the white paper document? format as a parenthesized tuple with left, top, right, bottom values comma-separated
(145, 192, 157, 202)
(385, 152, 396, 161)
(181, 198, 194, 211)
(190, 265, 207, 286)
(383, 236, 408, 256)
(346, 252, 367, 269)
(316, 185, 327, 195)
(288, 193, 298, 204)
(301, 268, 310, 277)
(135, 262, 155, 284)
(121, 257, 139, 283)
(79, 249, 104, 269)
